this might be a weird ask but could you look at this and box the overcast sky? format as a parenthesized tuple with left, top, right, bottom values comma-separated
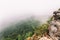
(0, 0, 60, 32)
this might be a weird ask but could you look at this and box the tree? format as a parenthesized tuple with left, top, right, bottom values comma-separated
(2, 18, 40, 40)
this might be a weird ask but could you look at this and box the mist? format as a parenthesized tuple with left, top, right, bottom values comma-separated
(0, 0, 60, 32)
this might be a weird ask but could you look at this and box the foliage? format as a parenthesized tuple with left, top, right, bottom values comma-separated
(34, 23, 49, 36)
(2, 18, 40, 40)
(0, 17, 53, 40)
(47, 16, 53, 23)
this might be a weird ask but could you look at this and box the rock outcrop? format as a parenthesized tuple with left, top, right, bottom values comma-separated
(26, 9, 60, 40)
(48, 9, 60, 40)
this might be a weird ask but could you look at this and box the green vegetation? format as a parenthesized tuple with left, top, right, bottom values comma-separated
(0, 17, 51, 40)
(34, 23, 49, 36)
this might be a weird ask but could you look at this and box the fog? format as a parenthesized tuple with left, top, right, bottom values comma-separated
(0, 0, 60, 32)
